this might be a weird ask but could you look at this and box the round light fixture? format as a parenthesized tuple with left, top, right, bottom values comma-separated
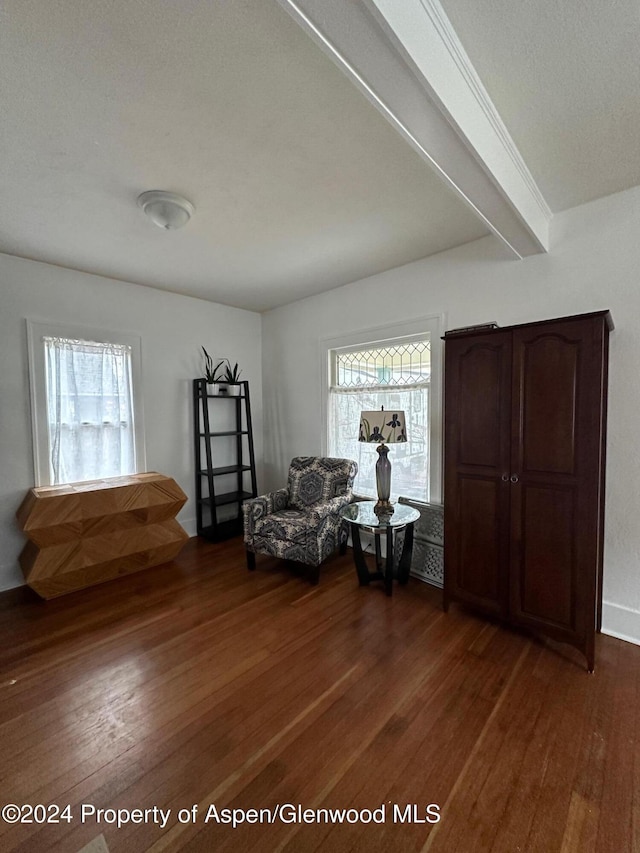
(137, 190, 195, 230)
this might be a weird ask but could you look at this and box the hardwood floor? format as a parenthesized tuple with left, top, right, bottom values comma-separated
(0, 537, 638, 853)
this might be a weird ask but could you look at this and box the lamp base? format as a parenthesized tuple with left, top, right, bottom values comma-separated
(375, 443, 393, 518)
(374, 499, 395, 521)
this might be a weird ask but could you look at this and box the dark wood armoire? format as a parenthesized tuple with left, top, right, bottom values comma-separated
(443, 311, 612, 671)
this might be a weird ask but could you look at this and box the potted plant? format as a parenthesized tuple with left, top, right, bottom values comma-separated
(221, 359, 242, 396)
(201, 349, 243, 396)
(201, 347, 228, 395)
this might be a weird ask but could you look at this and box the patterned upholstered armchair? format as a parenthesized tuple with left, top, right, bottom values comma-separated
(243, 457, 358, 584)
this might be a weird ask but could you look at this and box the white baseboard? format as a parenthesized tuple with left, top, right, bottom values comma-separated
(0, 562, 26, 593)
(601, 601, 640, 647)
(179, 515, 197, 539)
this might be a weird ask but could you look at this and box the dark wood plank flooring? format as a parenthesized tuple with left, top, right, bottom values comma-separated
(0, 537, 637, 853)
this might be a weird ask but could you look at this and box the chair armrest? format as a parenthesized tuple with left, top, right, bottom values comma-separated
(243, 488, 289, 537)
(307, 494, 353, 525)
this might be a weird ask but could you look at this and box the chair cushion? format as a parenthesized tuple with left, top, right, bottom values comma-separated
(252, 508, 343, 567)
(254, 508, 309, 544)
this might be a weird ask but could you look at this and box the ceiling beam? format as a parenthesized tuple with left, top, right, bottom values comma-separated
(275, 0, 551, 258)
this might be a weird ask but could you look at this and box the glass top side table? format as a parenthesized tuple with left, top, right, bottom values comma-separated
(340, 500, 420, 596)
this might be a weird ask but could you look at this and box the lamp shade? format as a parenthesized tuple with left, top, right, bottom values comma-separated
(358, 409, 407, 444)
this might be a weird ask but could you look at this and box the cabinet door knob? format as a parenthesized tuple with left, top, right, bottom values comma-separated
(510, 474, 519, 483)
(501, 473, 509, 482)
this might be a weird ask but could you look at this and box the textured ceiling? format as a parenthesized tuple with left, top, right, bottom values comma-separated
(440, 0, 640, 211)
(0, 0, 486, 311)
(2, 0, 639, 311)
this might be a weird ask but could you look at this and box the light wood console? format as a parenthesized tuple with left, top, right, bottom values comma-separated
(16, 472, 189, 599)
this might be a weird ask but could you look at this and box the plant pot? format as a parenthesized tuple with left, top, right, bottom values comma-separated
(208, 382, 230, 396)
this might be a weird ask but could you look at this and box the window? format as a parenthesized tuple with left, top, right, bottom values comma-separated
(326, 321, 441, 503)
(27, 321, 146, 486)
(43, 337, 136, 484)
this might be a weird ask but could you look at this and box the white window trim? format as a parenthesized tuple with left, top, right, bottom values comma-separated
(26, 319, 147, 486)
(319, 314, 444, 503)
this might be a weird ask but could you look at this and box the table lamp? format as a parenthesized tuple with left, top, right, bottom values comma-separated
(358, 407, 407, 516)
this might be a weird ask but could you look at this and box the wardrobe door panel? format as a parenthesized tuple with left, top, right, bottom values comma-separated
(509, 317, 608, 652)
(444, 332, 512, 616)
(518, 484, 575, 629)
(457, 345, 505, 468)
(456, 476, 502, 607)
(520, 335, 578, 475)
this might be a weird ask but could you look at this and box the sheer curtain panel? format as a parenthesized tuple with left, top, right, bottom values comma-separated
(44, 337, 136, 485)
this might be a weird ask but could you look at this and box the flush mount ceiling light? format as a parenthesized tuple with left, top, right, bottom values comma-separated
(137, 190, 195, 230)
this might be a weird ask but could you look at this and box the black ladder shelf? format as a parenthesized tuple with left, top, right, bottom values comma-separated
(193, 378, 257, 541)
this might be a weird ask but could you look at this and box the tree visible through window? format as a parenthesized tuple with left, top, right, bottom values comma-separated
(43, 337, 136, 484)
(328, 338, 430, 502)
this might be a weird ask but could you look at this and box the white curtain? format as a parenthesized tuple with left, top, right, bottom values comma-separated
(44, 337, 136, 484)
(328, 384, 429, 502)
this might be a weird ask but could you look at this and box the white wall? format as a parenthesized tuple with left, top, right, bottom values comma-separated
(262, 185, 640, 645)
(0, 253, 262, 591)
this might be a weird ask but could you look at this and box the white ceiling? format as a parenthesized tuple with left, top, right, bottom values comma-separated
(439, 0, 640, 210)
(1, 0, 639, 311)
